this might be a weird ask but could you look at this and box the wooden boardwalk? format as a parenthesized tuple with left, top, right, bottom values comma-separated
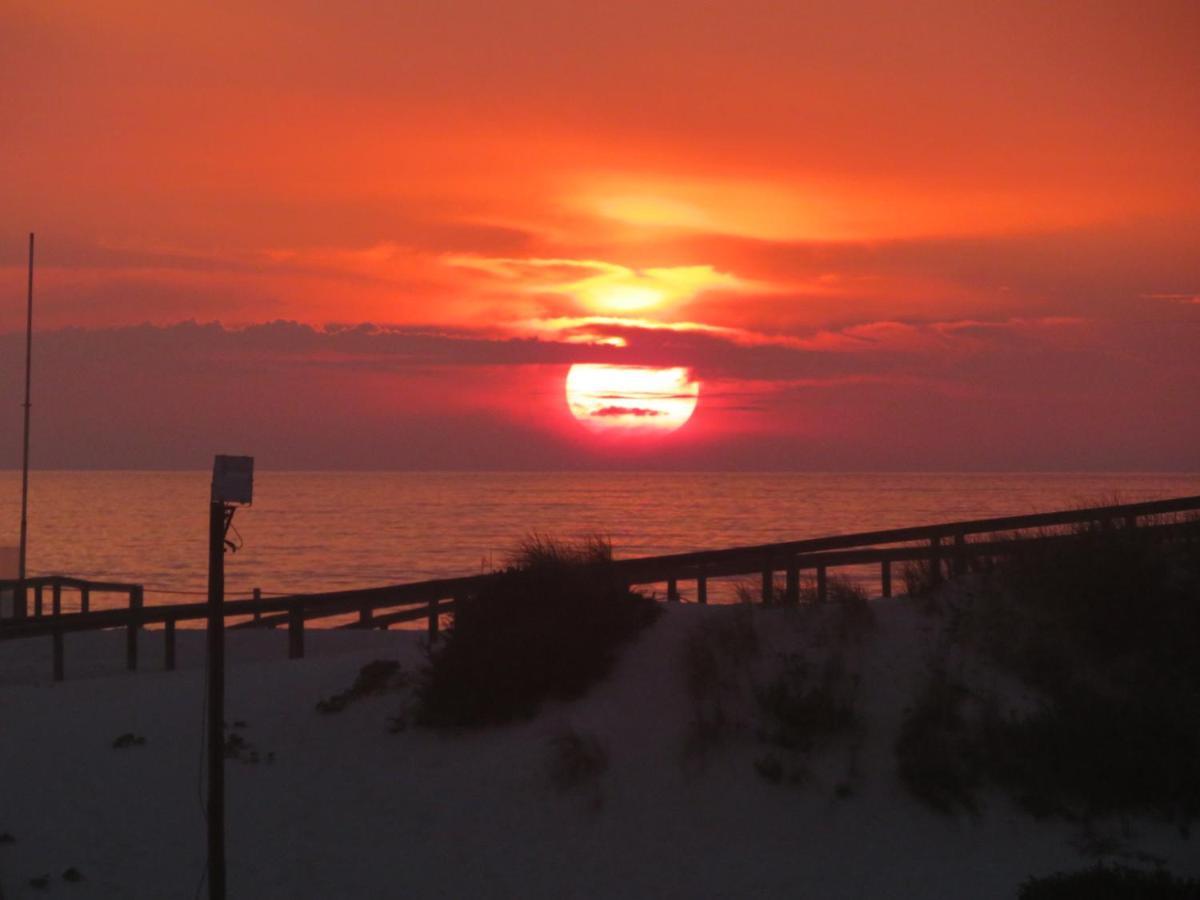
(3, 493, 1198, 681)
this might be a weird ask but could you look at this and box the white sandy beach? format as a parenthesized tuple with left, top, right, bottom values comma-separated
(1, 600, 1196, 899)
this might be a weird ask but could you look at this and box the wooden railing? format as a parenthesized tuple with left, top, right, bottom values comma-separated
(2, 494, 1198, 682)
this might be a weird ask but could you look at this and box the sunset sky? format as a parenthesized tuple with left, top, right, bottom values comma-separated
(2, 1, 1198, 469)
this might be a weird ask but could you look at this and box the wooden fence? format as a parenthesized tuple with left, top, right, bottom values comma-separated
(2, 493, 1198, 682)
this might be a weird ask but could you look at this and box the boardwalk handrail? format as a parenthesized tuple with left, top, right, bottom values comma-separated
(608, 493, 1200, 573)
(3, 493, 1198, 680)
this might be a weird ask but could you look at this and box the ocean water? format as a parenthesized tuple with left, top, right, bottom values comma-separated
(1, 471, 1198, 612)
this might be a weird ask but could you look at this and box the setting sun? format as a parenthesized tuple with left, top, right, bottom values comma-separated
(565, 364, 699, 435)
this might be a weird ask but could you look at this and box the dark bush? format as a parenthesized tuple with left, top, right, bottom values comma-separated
(755, 651, 857, 753)
(1018, 863, 1200, 899)
(900, 516, 1200, 822)
(895, 662, 981, 815)
(902, 558, 943, 599)
(826, 577, 875, 642)
(681, 605, 760, 757)
(981, 688, 1200, 822)
(415, 536, 659, 728)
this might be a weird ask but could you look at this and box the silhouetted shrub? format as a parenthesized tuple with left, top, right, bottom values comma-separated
(981, 687, 1200, 822)
(974, 520, 1200, 693)
(1018, 863, 1200, 899)
(899, 516, 1200, 822)
(902, 558, 943, 599)
(415, 536, 659, 728)
(826, 577, 875, 642)
(754, 651, 857, 753)
(681, 605, 760, 756)
(895, 661, 981, 815)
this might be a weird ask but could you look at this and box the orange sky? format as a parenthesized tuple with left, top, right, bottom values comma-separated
(1, 1, 1198, 468)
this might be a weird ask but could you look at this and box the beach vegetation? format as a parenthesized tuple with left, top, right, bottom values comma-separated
(681, 604, 761, 758)
(754, 651, 858, 754)
(547, 727, 609, 791)
(895, 659, 982, 815)
(1017, 863, 1200, 899)
(897, 517, 1200, 824)
(316, 660, 407, 714)
(415, 535, 659, 728)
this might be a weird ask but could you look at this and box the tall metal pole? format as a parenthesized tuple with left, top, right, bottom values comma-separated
(206, 499, 227, 900)
(18, 233, 34, 583)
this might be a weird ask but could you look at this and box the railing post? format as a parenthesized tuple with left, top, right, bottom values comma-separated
(288, 602, 304, 659)
(696, 565, 708, 605)
(953, 532, 967, 576)
(80, 586, 90, 614)
(15, 583, 27, 619)
(52, 582, 61, 616)
(427, 596, 439, 642)
(164, 617, 177, 671)
(359, 601, 373, 625)
(929, 536, 943, 586)
(881, 560, 892, 598)
(52, 626, 64, 682)
(667, 576, 679, 603)
(785, 561, 799, 606)
(34, 584, 43, 617)
(761, 557, 773, 605)
(126, 586, 143, 671)
(252, 587, 261, 622)
(816, 566, 828, 604)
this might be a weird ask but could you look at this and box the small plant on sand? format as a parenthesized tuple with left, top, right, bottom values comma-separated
(825, 577, 875, 643)
(1017, 863, 1200, 899)
(894, 658, 982, 815)
(547, 727, 609, 791)
(754, 651, 858, 754)
(316, 660, 407, 714)
(415, 535, 659, 728)
(901, 558, 946, 609)
(681, 604, 761, 758)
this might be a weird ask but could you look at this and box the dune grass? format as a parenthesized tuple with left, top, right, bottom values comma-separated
(897, 516, 1200, 823)
(415, 535, 659, 729)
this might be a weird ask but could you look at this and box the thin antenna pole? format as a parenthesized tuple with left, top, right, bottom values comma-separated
(18, 232, 34, 583)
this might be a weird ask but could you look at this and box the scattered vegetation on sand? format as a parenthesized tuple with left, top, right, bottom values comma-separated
(547, 727, 609, 792)
(316, 660, 408, 714)
(416, 535, 659, 729)
(754, 652, 858, 754)
(681, 604, 761, 758)
(223, 722, 274, 765)
(901, 557, 943, 600)
(894, 659, 982, 816)
(1017, 863, 1200, 899)
(807, 576, 875, 643)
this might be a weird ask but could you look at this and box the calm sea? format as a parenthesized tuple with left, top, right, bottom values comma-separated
(2, 471, 1198, 611)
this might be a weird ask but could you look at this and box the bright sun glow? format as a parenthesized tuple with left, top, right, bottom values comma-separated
(580, 283, 664, 313)
(565, 364, 699, 435)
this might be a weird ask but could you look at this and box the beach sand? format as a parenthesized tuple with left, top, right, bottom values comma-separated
(1, 601, 1195, 899)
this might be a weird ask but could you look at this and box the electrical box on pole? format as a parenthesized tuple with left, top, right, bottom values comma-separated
(207, 454, 252, 900)
(212, 455, 254, 504)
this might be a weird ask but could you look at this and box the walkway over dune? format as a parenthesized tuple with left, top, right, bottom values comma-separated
(3, 493, 1199, 681)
